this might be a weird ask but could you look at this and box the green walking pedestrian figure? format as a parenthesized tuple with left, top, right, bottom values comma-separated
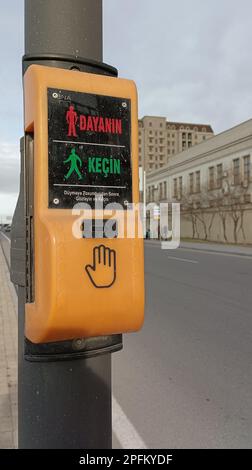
(64, 148, 83, 180)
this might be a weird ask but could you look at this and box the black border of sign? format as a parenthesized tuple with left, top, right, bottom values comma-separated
(47, 87, 133, 210)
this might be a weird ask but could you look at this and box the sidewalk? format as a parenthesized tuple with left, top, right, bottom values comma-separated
(0, 244, 18, 449)
(145, 239, 252, 257)
(180, 241, 252, 257)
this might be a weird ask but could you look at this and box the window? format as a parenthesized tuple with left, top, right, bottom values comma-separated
(172, 133, 175, 138)
(202, 136, 206, 141)
(179, 176, 183, 195)
(244, 155, 250, 180)
(168, 150, 170, 155)
(164, 181, 167, 199)
(150, 185, 153, 198)
(149, 122, 152, 127)
(195, 171, 200, 193)
(173, 178, 178, 198)
(233, 158, 240, 185)
(209, 167, 215, 190)
(160, 123, 163, 128)
(189, 173, 194, 194)
(188, 142, 192, 148)
(159, 183, 163, 199)
(216, 163, 223, 188)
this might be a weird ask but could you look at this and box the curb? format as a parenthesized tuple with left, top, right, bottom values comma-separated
(145, 240, 252, 258)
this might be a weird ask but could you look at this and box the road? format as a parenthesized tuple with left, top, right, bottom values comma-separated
(113, 242, 252, 448)
(1, 231, 252, 448)
(0, 231, 11, 265)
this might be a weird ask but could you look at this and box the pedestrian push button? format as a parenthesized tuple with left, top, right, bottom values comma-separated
(23, 65, 144, 343)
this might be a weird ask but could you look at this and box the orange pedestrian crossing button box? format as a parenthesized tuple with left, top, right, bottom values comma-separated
(24, 65, 144, 344)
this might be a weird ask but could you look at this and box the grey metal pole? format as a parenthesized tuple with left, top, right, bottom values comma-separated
(25, 0, 102, 60)
(17, 0, 112, 449)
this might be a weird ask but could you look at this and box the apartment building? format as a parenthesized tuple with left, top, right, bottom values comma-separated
(146, 119, 252, 244)
(138, 116, 214, 172)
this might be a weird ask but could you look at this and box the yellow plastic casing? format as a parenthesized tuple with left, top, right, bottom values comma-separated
(24, 65, 144, 344)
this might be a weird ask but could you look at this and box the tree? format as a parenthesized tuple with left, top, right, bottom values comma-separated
(178, 168, 250, 244)
(180, 194, 199, 239)
(180, 186, 213, 241)
(220, 171, 248, 243)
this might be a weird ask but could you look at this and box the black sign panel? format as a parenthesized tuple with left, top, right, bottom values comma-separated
(48, 88, 132, 209)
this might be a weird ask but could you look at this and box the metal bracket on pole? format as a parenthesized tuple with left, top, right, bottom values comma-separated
(23, 53, 118, 77)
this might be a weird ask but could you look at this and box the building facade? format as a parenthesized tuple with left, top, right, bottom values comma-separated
(146, 119, 252, 244)
(138, 116, 214, 173)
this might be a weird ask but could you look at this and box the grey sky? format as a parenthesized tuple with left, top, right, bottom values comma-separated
(1, 0, 252, 215)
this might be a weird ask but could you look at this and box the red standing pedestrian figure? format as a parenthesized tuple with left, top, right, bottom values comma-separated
(66, 105, 78, 137)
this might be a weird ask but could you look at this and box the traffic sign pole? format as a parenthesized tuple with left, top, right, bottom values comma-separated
(16, 0, 113, 449)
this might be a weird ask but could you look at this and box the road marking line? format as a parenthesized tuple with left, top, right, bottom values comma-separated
(112, 396, 147, 449)
(0, 231, 11, 242)
(1, 233, 147, 450)
(166, 255, 198, 264)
